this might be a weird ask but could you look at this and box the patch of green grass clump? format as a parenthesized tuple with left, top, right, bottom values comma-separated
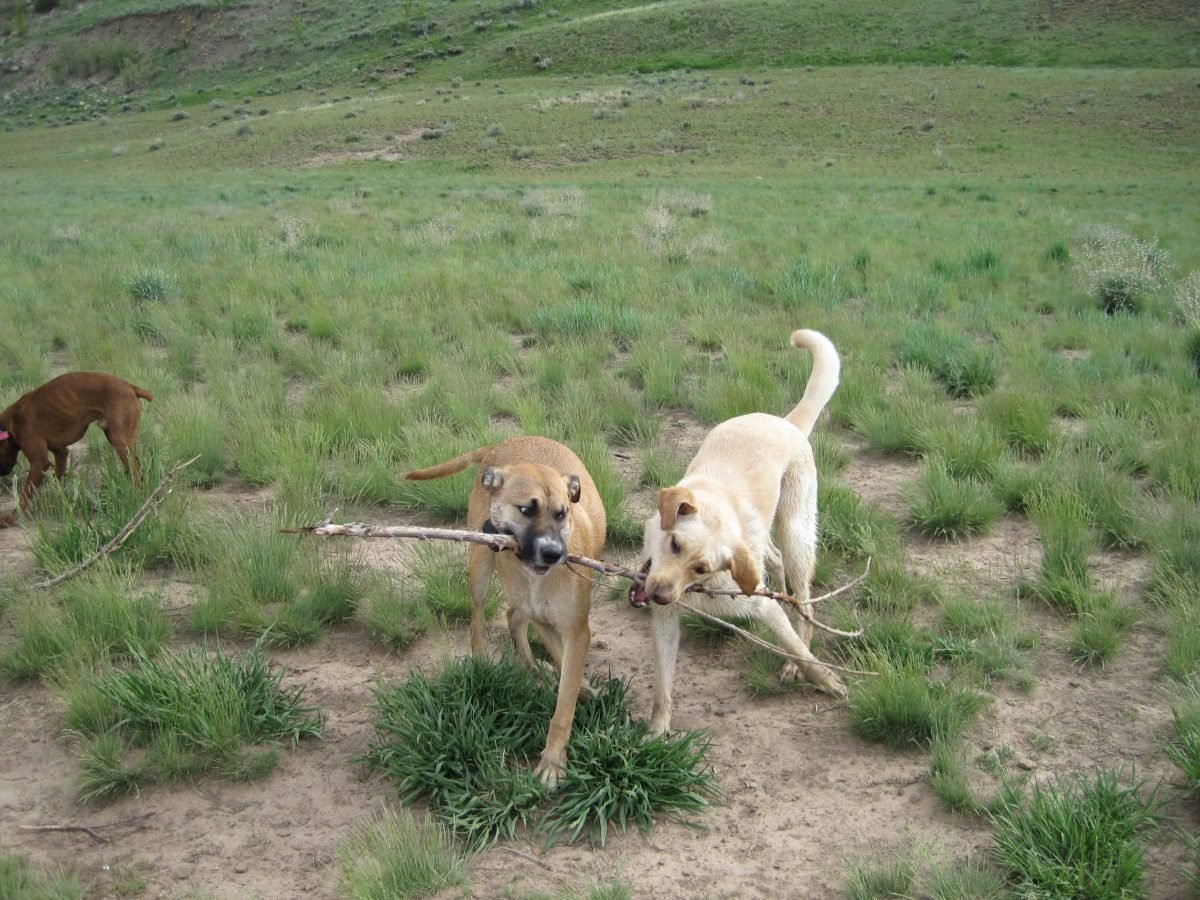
(897, 325, 998, 398)
(906, 459, 1005, 539)
(1163, 676, 1200, 799)
(359, 655, 717, 849)
(338, 807, 469, 900)
(1, 571, 170, 682)
(847, 658, 987, 749)
(989, 769, 1161, 898)
(69, 641, 324, 801)
(0, 847, 83, 900)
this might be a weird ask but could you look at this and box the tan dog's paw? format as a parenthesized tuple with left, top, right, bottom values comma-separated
(534, 754, 566, 791)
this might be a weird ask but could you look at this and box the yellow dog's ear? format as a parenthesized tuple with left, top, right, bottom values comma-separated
(657, 486, 697, 530)
(729, 542, 760, 596)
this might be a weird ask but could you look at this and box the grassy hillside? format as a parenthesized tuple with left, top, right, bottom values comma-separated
(2, 0, 1197, 124)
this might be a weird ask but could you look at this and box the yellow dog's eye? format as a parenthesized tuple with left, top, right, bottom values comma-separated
(670, 536, 681, 555)
(693, 564, 708, 575)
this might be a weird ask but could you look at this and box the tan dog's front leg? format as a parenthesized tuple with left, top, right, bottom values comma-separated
(535, 624, 589, 790)
(507, 604, 537, 671)
(467, 545, 495, 657)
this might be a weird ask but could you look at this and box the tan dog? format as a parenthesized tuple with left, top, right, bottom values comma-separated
(406, 436, 606, 788)
(0, 372, 152, 526)
(629, 329, 847, 734)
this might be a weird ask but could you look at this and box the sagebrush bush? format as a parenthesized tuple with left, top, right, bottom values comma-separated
(1073, 225, 1171, 315)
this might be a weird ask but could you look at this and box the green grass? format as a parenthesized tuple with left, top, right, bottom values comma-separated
(359, 655, 718, 849)
(0, 7, 1197, 893)
(1163, 676, 1200, 799)
(68, 641, 324, 799)
(847, 658, 987, 750)
(337, 807, 469, 900)
(0, 847, 82, 900)
(1, 571, 171, 682)
(906, 459, 1005, 540)
(989, 770, 1161, 899)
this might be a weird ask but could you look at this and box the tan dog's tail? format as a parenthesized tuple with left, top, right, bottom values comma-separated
(784, 329, 840, 438)
(405, 446, 490, 481)
(131, 384, 153, 403)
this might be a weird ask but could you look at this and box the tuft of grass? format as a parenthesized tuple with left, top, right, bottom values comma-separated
(847, 659, 986, 749)
(78, 732, 149, 804)
(1, 572, 170, 682)
(989, 769, 1161, 899)
(0, 847, 84, 899)
(818, 481, 900, 561)
(1029, 491, 1094, 611)
(844, 853, 916, 900)
(921, 422, 1007, 482)
(906, 459, 1005, 540)
(70, 641, 324, 798)
(981, 390, 1055, 457)
(360, 655, 717, 849)
(338, 807, 469, 900)
(1163, 676, 1200, 799)
(897, 326, 997, 398)
(1067, 598, 1134, 667)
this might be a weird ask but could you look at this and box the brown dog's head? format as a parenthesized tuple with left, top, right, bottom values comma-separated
(481, 462, 581, 575)
(0, 418, 18, 477)
(629, 485, 760, 608)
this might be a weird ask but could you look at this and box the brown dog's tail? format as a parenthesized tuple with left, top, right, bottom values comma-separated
(405, 446, 490, 481)
(784, 329, 840, 438)
(131, 384, 153, 403)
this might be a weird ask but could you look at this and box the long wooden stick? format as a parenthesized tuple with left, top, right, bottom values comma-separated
(285, 520, 867, 638)
(33, 455, 200, 590)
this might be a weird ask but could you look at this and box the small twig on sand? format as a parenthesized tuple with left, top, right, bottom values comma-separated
(17, 813, 155, 844)
(497, 846, 552, 870)
(286, 520, 867, 642)
(33, 456, 200, 590)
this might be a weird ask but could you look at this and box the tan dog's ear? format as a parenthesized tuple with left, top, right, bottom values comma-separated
(565, 474, 582, 503)
(481, 466, 505, 490)
(729, 542, 760, 596)
(657, 486, 697, 530)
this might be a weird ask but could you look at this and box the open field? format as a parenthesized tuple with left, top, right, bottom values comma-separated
(2, 0, 1200, 897)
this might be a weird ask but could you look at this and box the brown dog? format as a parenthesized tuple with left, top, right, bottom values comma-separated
(406, 436, 606, 788)
(0, 372, 152, 525)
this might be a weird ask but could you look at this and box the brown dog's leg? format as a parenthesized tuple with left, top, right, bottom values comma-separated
(19, 442, 51, 510)
(51, 448, 68, 480)
(467, 544, 495, 657)
(534, 620, 589, 789)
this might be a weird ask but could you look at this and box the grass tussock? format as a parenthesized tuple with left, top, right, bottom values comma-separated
(0, 847, 83, 900)
(989, 769, 1161, 898)
(337, 807, 469, 900)
(69, 641, 324, 801)
(359, 655, 718, 849)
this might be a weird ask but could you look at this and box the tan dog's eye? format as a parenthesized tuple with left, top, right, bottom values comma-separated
(670, 536, 681, 555)
(518, 504, 535, 517)
(553, 508, 566, 521)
